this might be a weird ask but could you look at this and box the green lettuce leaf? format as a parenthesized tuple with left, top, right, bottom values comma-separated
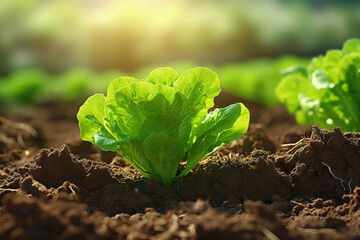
(179, 103, 250, 177)
(146, 67, 179, 86)
(143, 132, 185, 186)
(78, 94, 109, 145)
(173, 67, 221, 147)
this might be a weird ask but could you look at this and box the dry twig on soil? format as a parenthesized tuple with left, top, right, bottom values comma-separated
(0, 115, 37, 146)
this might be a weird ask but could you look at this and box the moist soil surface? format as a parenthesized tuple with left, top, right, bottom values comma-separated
(0, 91, 359, 240)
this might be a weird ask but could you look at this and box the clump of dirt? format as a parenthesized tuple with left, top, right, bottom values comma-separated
(0, 145, 154, 215)
(177, 149, 289, 204)
(225, 124, 277, 156)
(276, 127, 360, 200)
(19, 145, 119, 190)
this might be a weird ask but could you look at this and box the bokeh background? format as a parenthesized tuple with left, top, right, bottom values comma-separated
(0, 0, 359, 107)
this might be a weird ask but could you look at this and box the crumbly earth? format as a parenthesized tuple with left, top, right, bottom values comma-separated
(0, 92, 359, 239)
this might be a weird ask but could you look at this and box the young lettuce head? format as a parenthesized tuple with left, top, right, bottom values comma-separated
(276, 39, 360, 132)
(77, 67, 250, 186)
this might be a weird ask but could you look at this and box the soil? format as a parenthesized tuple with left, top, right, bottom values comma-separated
(0, 91, 359, 240)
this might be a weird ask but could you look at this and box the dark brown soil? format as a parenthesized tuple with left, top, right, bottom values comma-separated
(0, 91, 359, 240)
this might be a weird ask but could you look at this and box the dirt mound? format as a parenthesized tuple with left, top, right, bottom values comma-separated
(1, 144, 288, 215)
(0, 191, 109, 240)
(277, 127, 360, 200)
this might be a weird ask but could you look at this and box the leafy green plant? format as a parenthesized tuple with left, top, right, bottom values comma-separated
(77, 67, 250, 186)
(56, 68, 93, 101)
(55, 68, 123, 101)
(276, 39, 360, 132)
(218, 56, 309, 106)
(0, 69, 49, 106)
(0, 68, 124, 108)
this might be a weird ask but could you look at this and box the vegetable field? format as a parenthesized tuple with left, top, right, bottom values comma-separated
(1, 1, 360, 239)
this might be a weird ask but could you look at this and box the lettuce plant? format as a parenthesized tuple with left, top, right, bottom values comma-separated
(77, 67, 249, 186)
(276, 39, 360, 132)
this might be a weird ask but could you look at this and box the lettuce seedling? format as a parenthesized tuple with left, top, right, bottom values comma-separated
(77, 67, 249, 186)
(276, 39, 360, 132)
